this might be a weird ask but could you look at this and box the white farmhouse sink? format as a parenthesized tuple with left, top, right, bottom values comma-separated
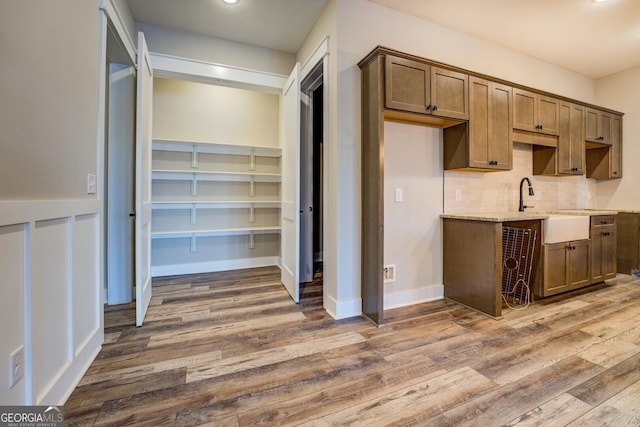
(543, 215, 590, 244)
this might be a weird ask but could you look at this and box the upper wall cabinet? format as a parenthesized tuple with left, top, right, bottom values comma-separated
(513, 88, 560, 136)
(557, 102, 585, 175)
(585, 108, 613, 144)
(444, 77, 512, 171)
(385, 55, 469, 121)
(586, 113, 622, 179)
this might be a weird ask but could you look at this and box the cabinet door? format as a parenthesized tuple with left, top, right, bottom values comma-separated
(558, 102, 585, 174)
(585, 108, 600, 142)
(599, 111, 612, 144)
(568, 240, 591, 289)
(431, 67, 468, 120)
(610, 114, 622, 178)
(537, 95, 560, 136)
(585, 108, 612, 144)
(468, 78, 512, 170)
(591, 228, 605, 283)
(513, 88, 537, 133)
(385, 55, 430, 115)
(543, 243, 569, 296)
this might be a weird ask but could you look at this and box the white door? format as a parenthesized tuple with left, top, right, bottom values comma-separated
(135, 32, 153, 326)
(299, 91, 314, 283)
(281, 64, 301, 302)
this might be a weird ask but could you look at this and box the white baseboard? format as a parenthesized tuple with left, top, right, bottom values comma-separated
(151, 256, 280, 277)
(384, 284, 444, 310)
(324, 294, 362, 320)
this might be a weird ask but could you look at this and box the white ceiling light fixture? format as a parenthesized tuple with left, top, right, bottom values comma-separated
(223, 0, 239, 4)
(592, 0, 609, 3)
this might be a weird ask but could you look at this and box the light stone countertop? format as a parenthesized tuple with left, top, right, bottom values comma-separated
(440, 212, 549, 222)
(441, 209, 618, 222)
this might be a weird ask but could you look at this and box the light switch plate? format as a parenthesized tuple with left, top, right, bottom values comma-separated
(395, 188, 403, 203)
(87, 173, 97, 195)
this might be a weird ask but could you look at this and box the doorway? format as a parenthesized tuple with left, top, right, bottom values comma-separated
(104, 22, 136, 307)
(300, 62, 324, 290)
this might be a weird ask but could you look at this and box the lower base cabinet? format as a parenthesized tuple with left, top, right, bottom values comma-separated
(617, 212, 640, 274)
(540, 240, 590, 297)
(591, 215, 616, 282)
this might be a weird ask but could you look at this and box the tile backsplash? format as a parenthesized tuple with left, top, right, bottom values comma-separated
(444, 143, 597, 213)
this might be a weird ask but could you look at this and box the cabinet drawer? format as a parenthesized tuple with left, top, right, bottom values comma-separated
(591, 215, 615, 228)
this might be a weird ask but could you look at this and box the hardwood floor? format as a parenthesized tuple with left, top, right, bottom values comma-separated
(65, 268, 640, 426)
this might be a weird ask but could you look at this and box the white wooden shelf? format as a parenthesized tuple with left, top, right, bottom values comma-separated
(152, 226, 281, 238)
(152, 226, 281, 252)
(153, 139, 282, 158)
(152, 201, 280, 209)
(152, 169, 281, 183)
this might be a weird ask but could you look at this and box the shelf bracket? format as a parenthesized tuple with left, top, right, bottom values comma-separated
(249, 149, 256, 171)
(249, 231, 255, 249)
(190, 233, 197, 253)
(191, 144, 199, 168)
(249, 175, 255, 197)
(249, 204, 255, 223)
(190, 204, 197, 225)
(191, 173, 198, 196)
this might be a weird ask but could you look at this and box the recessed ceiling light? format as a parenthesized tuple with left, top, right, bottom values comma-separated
(592, 0, 608, 2)
(223, 0, 239, 4)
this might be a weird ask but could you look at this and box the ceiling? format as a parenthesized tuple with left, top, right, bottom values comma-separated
(126, 0, 329, 54)
(126, 0, 640, 79)
(370, 0, 640, 79)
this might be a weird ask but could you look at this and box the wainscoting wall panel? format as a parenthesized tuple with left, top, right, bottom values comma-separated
(0, 223, 27, 404)
(0, 200, 103, 405)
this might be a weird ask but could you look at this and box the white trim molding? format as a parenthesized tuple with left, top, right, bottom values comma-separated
(99, 0, 136, 64)
(301, 36, 329, 79)
(383, 284, 444, 310)
(150, 53, 288, 93)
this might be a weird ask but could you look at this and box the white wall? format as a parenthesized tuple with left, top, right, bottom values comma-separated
(153, 78, 280, 145)
(594, 66, 640, 210)
(138, 23, 296, 76)
(0, 1, 103, 405)
(0, 1, 100, 200)
(383, 123, 443, 308)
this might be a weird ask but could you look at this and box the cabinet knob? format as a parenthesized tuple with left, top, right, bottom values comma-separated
(432, 105, 438, 111)
(613, 171, 618, 175)
(426, 104, 433, 110)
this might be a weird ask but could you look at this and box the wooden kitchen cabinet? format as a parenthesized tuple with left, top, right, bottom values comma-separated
(385, 55, 469, 121)
(590, 215, 616, 283)
(444, 77, 512, 170)
(513, 88, 560, 136)
(586, 113, 622, 179)
(557, 102, 585, 174)
(533, 101, 584, 176)
(585, 107, 613, 144)
(617, 212, 640, 274)
(540, 239, 590, 297)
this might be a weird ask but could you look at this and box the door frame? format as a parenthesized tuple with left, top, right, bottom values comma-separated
(300, 61, 324, 284)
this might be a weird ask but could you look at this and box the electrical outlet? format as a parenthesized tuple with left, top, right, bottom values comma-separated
(9, 345, 24, 388)
(383, 264, 396, 282)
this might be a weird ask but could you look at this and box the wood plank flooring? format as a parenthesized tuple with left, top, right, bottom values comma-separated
(65, 268, 640, 426)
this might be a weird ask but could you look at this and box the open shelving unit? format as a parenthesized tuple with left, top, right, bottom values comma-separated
(151, 138, 282, 276)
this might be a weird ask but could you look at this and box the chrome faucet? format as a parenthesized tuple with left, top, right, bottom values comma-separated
(519, 177, 535, 212)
